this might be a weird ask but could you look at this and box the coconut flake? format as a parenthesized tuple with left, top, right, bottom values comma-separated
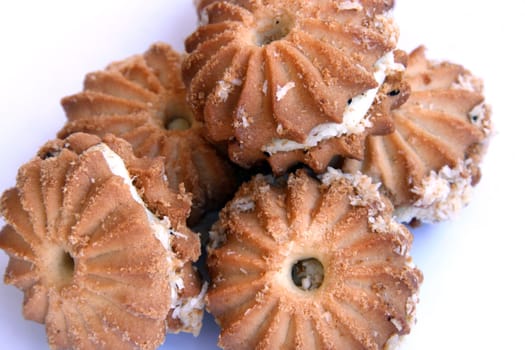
(337, 0, 363, 11)
(452, 73, 479, 92)
(171, 282, 208, 336)
(236, 106, 250, 129)
(469, 102, 491, 135)
(231, 196, 255, 212)
(172, 230, 188, 240)
(217, 80, 232, 102)
(322, 311, 333, 322)
(276, 82, 296, 101)
(394, 160, 475, 224)
(208, 225, 227, 250)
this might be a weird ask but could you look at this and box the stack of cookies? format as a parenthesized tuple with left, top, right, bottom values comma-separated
(0, 1, 492, 349)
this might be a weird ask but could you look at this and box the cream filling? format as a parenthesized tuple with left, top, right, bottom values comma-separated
(87, 144, 183, 309)
(383, 292, 419, 350)
(195, 0, 210, 25)
(167, 118, 191, 131)
(469, 102, 492, 136)
(208, 224, 227, 250)
(337, 0, 363, 11)
(262, 51, 404, 154)
(394, 160, 474, 224)
(292, 258, 324, 291)
(171, 282, 208, 336)
(230, 196, 255, 212)
(452, 73, 480, 92)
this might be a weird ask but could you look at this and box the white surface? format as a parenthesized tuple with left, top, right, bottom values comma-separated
(0, 1, 523, 349)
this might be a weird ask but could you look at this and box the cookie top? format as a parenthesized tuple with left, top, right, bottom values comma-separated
(207, 168, 422, 349)
(184, 0, 409, 173)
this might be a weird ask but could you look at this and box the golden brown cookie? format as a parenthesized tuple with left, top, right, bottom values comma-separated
(343, 46, 492, 224)
(59, 42, 238, 223)
(207, 168, 422, 349)
(0, 133, 206, 349)
(184, 0, 409, 173)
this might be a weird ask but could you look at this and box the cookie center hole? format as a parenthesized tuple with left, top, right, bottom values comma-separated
(164, 102, 194, 131)
(256, 15, 292, 46)
(166, 116, 191, 131)
(291, 258, 324, 291)
(44, 245, 76, 290)
(60, 251, 75, 282)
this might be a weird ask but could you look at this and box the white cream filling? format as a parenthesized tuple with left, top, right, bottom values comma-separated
(383, 292, 419, 350)
(167, 118, 191, 131)
(337, 0, 363, 11)
(469, 102, 492, 136)
(195, 0, 210, 25)
(469, 103, 485, 127)
(87, 144, 183, 309)
(235, 106, 250, 129)
(384, 333, 404, 350)
(292, 258, 324, 291)
(171, 282, 208, 336)
(394, 160, 474, 224)
(452, 73, 479, 92)
(208, 223, 227, 250)
(262, 51, 404, 154)
(230, 196, 255, 212)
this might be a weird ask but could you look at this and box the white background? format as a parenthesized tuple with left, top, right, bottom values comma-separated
(0, 1, 523, 349)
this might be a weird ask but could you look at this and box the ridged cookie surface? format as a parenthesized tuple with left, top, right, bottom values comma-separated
(184, 0, 409, 173)
(344, 46, 492, 224)
(60, 43, 238, 223)
(0, 133, 205, 349)
(207, 168, 422, 349)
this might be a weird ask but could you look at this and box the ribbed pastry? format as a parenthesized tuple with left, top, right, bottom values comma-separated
(0, 133, 205, 349)
(207, 168, 422, 349)
(343, 46, 492, 224)
(183, 0, 410, 174)
(59, 42, 237, 223)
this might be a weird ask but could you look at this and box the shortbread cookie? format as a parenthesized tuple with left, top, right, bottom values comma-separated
(343, 46, 492, 224)
(207, 168, 422, 349)
(0, 133, 205, 349)
(184, 0, 409, 173)
(60, 43, 238, 223)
